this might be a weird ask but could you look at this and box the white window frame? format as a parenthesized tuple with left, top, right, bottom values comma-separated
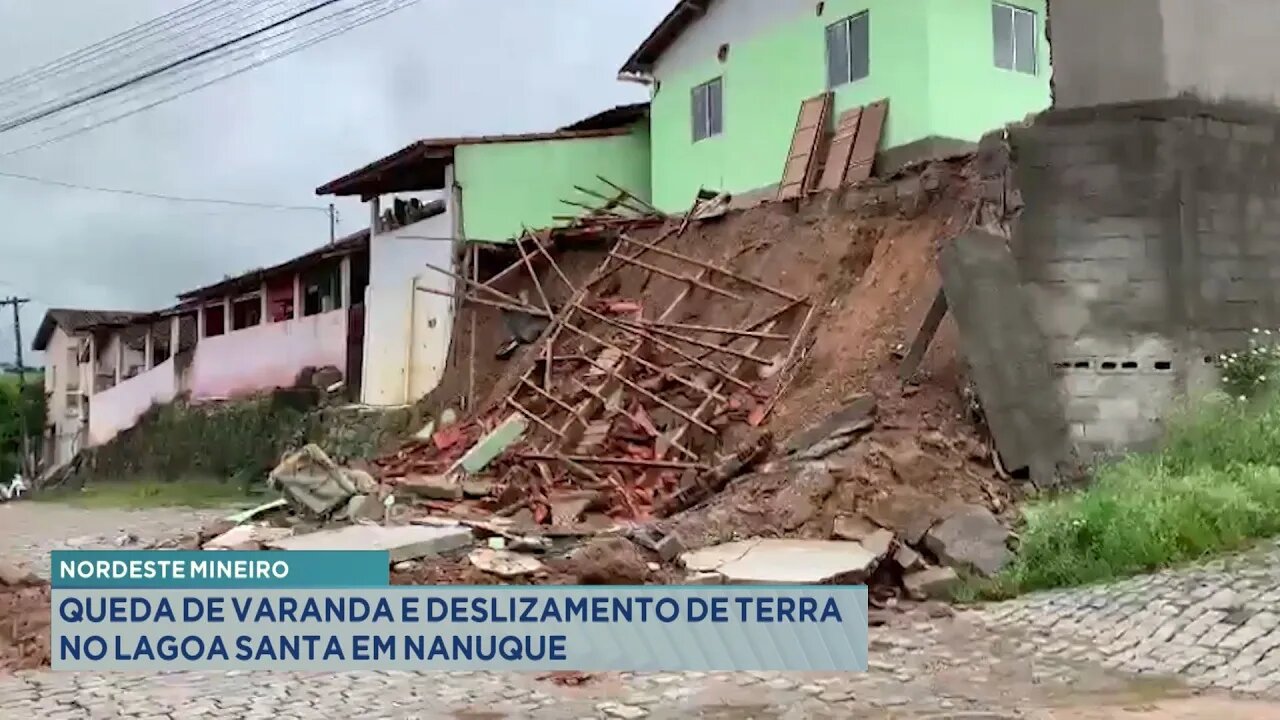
(992, 2, 1038, 75)
(825, 11, 870, 89)
(691, 77, 723, 143)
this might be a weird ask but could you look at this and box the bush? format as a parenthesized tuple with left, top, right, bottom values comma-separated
(1216, 328, 1280, 400)
(978, 391, 1280, 597)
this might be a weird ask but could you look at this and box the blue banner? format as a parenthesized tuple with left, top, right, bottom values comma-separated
(51, 585, 869, 672)
(52, 550, 389, 589)
(50, 550, 870, 672)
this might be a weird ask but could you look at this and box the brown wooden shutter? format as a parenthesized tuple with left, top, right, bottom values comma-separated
(777, 92, 832, 201)
(818, 107, 863, 191)
(845, 98, 888, 185)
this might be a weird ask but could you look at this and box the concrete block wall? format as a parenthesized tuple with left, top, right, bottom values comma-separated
(1003, 99, 1280, 462)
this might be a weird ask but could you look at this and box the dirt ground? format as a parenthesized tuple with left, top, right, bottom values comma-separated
(0, 582, 50, 672)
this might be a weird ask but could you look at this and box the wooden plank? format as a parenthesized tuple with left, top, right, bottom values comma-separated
(898, 287, 949, 382)
(845, 98, 888, 185)
(818, 107, 863, 191)
(776, 92, 832, 201)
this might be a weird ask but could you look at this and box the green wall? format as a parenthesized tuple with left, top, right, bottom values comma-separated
(927, 0, 1051, 141)
(455, 125, 652, 242)
(647, 0, 1052, 212)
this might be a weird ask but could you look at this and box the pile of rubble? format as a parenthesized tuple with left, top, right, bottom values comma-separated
(100, 153, 1016, 600)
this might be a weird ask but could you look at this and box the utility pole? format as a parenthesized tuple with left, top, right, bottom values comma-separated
(0, 296, 31, 476)
(328, 203, 336, 244)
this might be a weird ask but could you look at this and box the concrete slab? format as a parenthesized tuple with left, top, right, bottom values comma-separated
(681, 539, 880, 585)
(224, 498, 288, 525)
(457, 413, 528, 474)
(204, 525, 294, 551)
(940, 230, 1071, 486)
(267, 524, 474, 563)
(680, 540, 759, 573)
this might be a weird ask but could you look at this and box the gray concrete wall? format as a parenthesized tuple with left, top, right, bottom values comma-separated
(1160, 0, 1280, 106)
(1050, 0, 1280, 108)
(1048, 0, 1168, 109)
(1005, 99, 1280, 461)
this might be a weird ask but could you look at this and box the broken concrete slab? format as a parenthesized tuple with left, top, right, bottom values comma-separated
(224, 498, 288, 525)
(340, 494, 386, 523)
(462, 478, 494, 498)
(412, 420, 436, 442)
(269, 444, 376, 518)
(939, 230, 1071, 486)
(398, 474, 463, 500)
(549, 490, 599, 526)
(267, 524, 474, 563)
(455, 413, 528, 474)
(655, 533, 686, 562)
(923, 505, 1010, 577)
(903, 566, 961, 601)
(203, 525, 294, 551)
(832, 515, 881, 542)
(866, 486, 946, 546)
(858, 528, 896, 561)
(468, 548, 544, 578)
(893, 545, 925, 573)
(684, 572, 725, 585)
(785, 395, 877, 459)
(681, 539, 880, 585)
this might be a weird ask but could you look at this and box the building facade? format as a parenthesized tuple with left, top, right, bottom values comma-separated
(32, 308, 147, 468)
(620, 0, 1052, 211)
(315, 104, 651, 406)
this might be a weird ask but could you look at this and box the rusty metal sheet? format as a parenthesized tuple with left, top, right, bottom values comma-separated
(818, 107, 863, 191)
(777, 92, 832, 201)
(845, 98, 888, 185)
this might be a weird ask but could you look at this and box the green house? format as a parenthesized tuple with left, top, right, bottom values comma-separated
(620, 0, 1052, 212)
(316, 104, 651, 243)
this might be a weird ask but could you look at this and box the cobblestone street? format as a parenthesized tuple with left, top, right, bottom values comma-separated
(4, 502, 1280, 718)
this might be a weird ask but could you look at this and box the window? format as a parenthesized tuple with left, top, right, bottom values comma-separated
(691, 77, 723, 142)
(825, 12, 869, 88)
(992, 2, 1037, 75)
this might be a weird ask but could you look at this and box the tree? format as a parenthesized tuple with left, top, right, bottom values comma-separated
(0, 377, 46, 479)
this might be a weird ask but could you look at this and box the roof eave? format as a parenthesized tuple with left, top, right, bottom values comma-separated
(618, 0, 711, 78)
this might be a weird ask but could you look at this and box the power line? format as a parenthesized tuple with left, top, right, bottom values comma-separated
(0, 0, 227, 95)
(0, 0, 350, 134)
(0, 169, 329, 212)
(0, 0, 419, 158)
(0, 0, 312, 116)
(23, 0, 367, 138)
(0, 0, 268, 112)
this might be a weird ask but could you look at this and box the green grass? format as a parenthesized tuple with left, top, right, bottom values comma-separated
(35, 476, 260, 510)
(970, 392, 1280, 599)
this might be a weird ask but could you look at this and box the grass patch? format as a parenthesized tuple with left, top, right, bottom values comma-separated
(35, 476, 259, 510)
(968, 393, 1280, 599)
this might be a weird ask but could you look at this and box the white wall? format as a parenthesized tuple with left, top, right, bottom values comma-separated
(87, 358, 177, 447)
(42, 326, 84, 468)
(362, 208, 456, 406)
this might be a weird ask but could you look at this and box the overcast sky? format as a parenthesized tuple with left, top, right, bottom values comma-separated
(0, 0, 666, 363)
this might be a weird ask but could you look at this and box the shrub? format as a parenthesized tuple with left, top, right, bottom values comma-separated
(1216, 328, 1280, 400)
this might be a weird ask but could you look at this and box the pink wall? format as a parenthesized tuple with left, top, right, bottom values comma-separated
(190, 309, 348, 400)
(88, 358, 178, 446)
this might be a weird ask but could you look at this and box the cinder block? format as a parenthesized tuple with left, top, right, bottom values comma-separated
(1095, 397, 1143, 421)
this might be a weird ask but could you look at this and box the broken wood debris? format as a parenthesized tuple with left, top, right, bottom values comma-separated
(377, 192, 810, 527)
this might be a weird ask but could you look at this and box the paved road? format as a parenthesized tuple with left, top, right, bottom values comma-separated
(4, 502, 1280, 718)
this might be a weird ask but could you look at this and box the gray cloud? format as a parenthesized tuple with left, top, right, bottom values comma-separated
(0, 0, 666, 363)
